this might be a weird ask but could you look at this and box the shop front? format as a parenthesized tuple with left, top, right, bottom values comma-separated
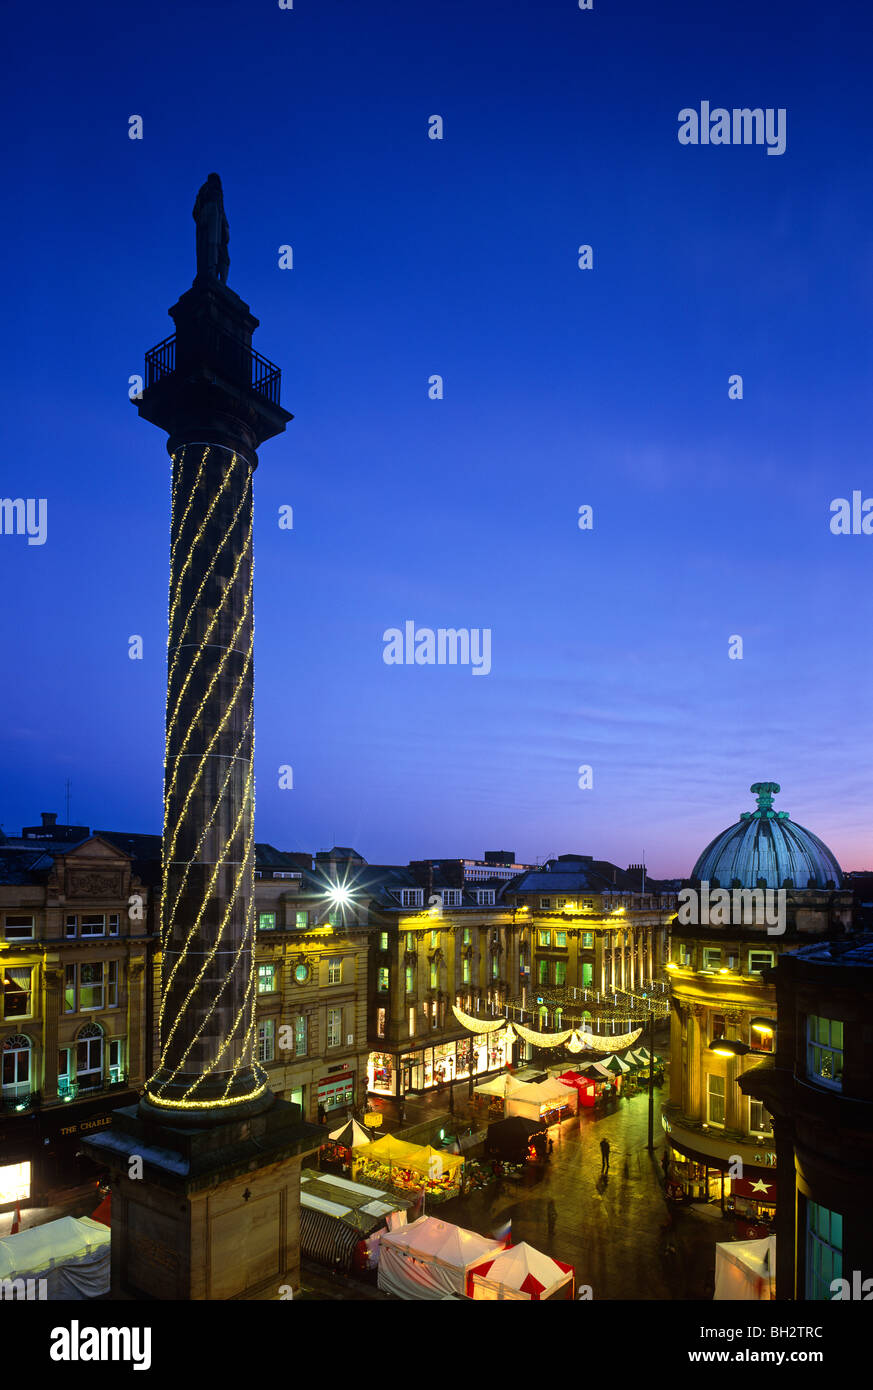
(0, 1111, 39, 1211)
(663, 1123, 778, 1218)
(317, 1069, 355, 1113)
(367, 1029, 510, 1099)
(38, 1088, 139, 1194)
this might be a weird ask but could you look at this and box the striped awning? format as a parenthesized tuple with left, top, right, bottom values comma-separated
(300, 1207, 364, 1271)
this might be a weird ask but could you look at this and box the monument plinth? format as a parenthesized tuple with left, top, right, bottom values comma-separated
(84, 176, 323, 1299)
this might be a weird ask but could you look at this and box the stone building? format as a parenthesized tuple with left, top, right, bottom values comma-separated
(0, 813, 153, 1210)
(663, 782, 853, 1219)
(505, 856, 676, 1028)
(739, 935, 873, 1299)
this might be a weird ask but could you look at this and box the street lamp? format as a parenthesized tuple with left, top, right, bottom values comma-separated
(708, 1038, 751, 1058)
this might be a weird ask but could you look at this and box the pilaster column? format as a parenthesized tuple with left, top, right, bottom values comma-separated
(43, 965, 63, 1100)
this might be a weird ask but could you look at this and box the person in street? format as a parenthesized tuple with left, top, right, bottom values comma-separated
(661, 1149, 670, 1182)
(600, 1138, 610, 1173)
(548, 1137, 554, 1156)
(547, 1199, 557, 1237)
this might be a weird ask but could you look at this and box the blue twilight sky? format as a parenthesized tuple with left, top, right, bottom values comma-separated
(2, 0, 872, 876)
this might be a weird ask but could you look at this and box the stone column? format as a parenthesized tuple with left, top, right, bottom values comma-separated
(687, 1004, 705, 1122)
(43, 966, 63, 1100)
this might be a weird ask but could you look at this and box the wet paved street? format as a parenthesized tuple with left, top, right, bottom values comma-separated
(380, 1076, 724, 1302)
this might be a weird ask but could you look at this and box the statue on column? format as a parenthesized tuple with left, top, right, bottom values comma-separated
(193, 173, 230, 285)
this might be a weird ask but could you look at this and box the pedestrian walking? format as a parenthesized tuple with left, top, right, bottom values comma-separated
(548, 1137, 554, 1157)
(600, 1138, 610, 1173)
(547, 1199, 557, 1237)
(661, 1150, 670, 1182)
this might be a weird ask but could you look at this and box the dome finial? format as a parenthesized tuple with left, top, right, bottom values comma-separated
(750, 781, 781, 817)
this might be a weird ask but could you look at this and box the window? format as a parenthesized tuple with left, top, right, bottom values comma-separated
(429, 962, 438, 989)
(258, 964, 276, 994)
(441, 890, 462, 907)
(555, 961, 566, 986)
(294, 962, 310, 984)
(583, 899, 594, 910)
(539, 898, 551, 910)
(80, 914, 105, 938)
(748, 950, 774, 974)
(109, 1039, 124, 1082)
(79, 963, 104, 1010)
(406, 931, 415, 952)
(538, 929, 551, 947)
(491, 955, 499, 980)
(463, 927, 471, 946)
(462, 959, 470, 984)
(65, 915, 77, 939)
(431, 1000, 438, 1029)
(58, 1048, 71, 1095)
(582, 962, 593, 987)
(258, 1019, 275, 1063)
(430, 930, 439, 949)
(401, 889, 423, 908)
(806, 1202, 842, 1301)
(405, 965, 414, 993)
(4, 916, 34, 942)
(328, 908, 342, 927)
(259, 912, 276, 931)
(538, 959, 548, 985)
(76, 1024, 103, 1089)
(476, 889, 495, 906)
(749, 1099, 773, 1135)
(555, 931, 567, 948)
(106, 960, 118, 1008)
(807, 1016, 843, 1090)
(2, 1035, 31, 1100)
(3, 967, 33, 1019)
(108, 913, 119, 937)
(378, 967, 389, 991)
(64, 964, 76, 1013)
(295, 911, 308, 929)
(582, 931, 594, 948)
(556, 898, 566, 909)
(294, 1015, 307, 1057)
(328, 958, 342, 985)
(707, 1073, 725, 1126)
(750, 1021, 775, 1053)
(711, 1013, 726, 1042)
(377, 1007, 386, 1037)
(379, 932, 389, 950)
(702, 947, 722, 970)
(327, 1009, 342, 1047)
(677, 943, 692, 966)
(408, 1006, 416, 1037)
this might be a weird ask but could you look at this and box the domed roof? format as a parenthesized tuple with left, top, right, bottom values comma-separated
(691, 782, 842, 890)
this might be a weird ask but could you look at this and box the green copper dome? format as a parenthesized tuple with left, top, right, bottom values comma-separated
(691, 782, 842, 889)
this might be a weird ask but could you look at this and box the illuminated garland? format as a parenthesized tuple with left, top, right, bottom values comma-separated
(147, 443, 261, 1109)
(451, 1006, 642, 1054)
(452, 1005, 508, 1034)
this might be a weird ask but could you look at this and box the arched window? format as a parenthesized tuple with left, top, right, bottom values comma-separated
(2, 1034, 32, 1100)
(76, 1022, 103, 1091)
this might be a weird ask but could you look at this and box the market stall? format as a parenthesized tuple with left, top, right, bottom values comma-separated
(321, 1117, 376, 1172)
(378, 1215, 506, 1300)
(555, 1069, 598, 1109)
(351, 1133, 465, 1203)
(299, 1168, 411, 1272)
(466, 1241, 575, 1300)
(713, 1236, 775, 1300)
(484, 1116, 547, 1162)
(504, 1078, 578, 1123)
(0, 1215, 110, 1299)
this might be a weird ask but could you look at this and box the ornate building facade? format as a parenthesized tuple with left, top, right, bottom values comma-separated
(0, 814, 154, 1210)
(663, 783, 853, 1219)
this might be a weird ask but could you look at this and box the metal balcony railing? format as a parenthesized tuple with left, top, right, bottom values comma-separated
(144, 327, 282, 405)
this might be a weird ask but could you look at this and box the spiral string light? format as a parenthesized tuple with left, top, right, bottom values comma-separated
(146, 442, 262, 1111)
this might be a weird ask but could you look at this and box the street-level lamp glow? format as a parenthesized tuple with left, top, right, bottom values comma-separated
(665, 962, 678, 971)
(709, 1037, 751, 1058)
(751, 1018, 776, 1036)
